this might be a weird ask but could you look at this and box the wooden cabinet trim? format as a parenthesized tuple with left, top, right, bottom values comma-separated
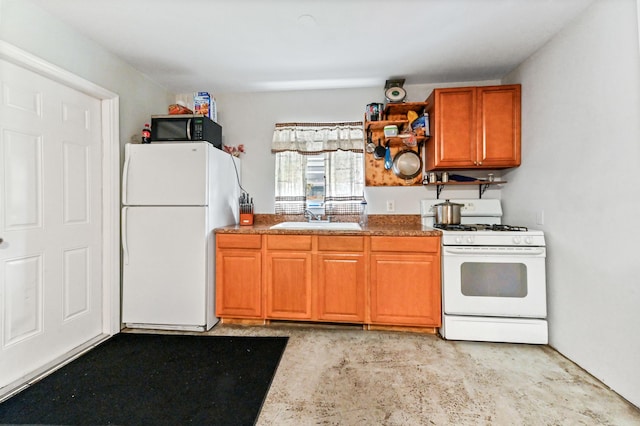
(266, 234, 313, 251)
(318, 236, 364, 252)
(216, 233, 262, 249)
(370, 236, 440, 253)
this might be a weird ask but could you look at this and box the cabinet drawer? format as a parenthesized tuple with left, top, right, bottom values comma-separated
(370, 236, 439, 253)
(216, 234, 262, 249)
(267, 235, 313, 251)
(318, 236, 364, 252)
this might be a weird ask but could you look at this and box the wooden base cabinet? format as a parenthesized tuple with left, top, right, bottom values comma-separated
(265, 235, 313, 320)
(369, 237, 441, 327)
(215, 234, 263, 318)
(216, 232, 440, 330)
(425, 84, 521, 171)
(316, 236, 366, 322)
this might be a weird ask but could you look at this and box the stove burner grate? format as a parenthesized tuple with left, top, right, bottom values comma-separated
(434, 223, 529, 232)
(433, 224, 478, 231)
(489, 224, 529, 232)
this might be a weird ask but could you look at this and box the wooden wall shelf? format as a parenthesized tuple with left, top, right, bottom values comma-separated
(364, 101, 429, 187)
(365, 120, 406, 131)
(424, 180, 507, 199)
(383, 102, 430, 117)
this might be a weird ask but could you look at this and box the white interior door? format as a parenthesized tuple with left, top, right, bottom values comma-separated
(0, 59, 103, 387)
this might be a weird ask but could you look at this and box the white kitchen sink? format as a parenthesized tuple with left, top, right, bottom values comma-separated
(270, 221, 362, 231)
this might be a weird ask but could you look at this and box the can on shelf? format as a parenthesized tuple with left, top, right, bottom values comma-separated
(366, 103, 383, 121)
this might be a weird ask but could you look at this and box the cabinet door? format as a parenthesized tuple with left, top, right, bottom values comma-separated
(265, 251, 313, 320)
(427, 87, 476, 170)
(215, 249, 262, 318)
(370, 253, 441, 327)
(316, 253, 365, 322)
(477, 85, 521, 168)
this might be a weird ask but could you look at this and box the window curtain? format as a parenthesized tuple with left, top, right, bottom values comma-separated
(272, 122, 364, 215)
(274, 151, 306, 214)
(325, 150, 364, 215)
(271, 122, 364, 154)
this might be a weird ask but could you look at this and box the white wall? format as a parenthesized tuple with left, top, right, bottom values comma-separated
(0, 0, 174, 160)
(502, 0, 640, 407)
(216, 80, 501, 214)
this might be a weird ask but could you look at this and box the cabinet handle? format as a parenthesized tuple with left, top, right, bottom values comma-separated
(122, 207, 129, 265)
(0, 238, 3, 244)
(478, 161, 483, 165)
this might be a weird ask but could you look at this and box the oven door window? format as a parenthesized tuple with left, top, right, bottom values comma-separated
(461, 262, 527, 297)
(442, 251, 546, 317)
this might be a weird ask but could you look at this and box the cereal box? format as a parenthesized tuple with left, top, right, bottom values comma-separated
(193, 92, 217, 121)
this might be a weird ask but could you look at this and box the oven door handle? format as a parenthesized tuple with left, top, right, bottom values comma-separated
(444, 247, 546, 256)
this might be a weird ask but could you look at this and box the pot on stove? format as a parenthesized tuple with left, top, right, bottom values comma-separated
(434, 199, 463, 225)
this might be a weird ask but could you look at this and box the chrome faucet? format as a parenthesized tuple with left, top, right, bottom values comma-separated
(304, 209, 328, 222)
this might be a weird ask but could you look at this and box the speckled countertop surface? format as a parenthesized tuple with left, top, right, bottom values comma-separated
(215, 214, 441, 237)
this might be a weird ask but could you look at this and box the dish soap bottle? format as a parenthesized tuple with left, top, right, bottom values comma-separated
(359, 200, 368, 228)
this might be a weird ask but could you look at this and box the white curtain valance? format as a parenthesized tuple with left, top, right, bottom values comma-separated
(271, 121, 364, 154)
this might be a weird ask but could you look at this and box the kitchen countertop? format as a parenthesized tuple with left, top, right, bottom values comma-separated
(215, 214, 441, 237)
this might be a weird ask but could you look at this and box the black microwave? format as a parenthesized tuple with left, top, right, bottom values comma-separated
(150, 114, 222, 148)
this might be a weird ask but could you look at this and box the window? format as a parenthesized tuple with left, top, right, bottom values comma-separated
(305, 154, 325, 209)
(272, 122, 364, 215)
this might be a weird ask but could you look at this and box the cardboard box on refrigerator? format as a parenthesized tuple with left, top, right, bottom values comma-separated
(194, 92, 217, 122)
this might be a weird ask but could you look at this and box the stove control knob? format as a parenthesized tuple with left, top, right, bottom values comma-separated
(513, 236, 522, 244)
(455, 236, 463, 243)
(525, 236, 533, 245)
(466, 236, 474, 244)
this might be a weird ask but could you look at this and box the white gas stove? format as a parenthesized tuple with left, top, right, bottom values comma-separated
(421, 199, 548, 344)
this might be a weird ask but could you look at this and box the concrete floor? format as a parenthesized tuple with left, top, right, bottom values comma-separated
(201, 322, 640, 426)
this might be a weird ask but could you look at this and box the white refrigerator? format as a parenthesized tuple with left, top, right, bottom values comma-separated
(121, 142, 240, 331)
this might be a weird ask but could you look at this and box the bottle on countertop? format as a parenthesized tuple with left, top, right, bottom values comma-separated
(141, 123, 151, 144)
(359, 199, 368, 228)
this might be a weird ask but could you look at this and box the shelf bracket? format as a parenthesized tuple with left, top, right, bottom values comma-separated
(479, 184, 490, 199)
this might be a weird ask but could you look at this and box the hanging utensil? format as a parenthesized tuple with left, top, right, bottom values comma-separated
(374, 138, 385, 160)
(366, 130, 375, 154)
(392, 149, 422, 179)
(384, 142, 393, 170)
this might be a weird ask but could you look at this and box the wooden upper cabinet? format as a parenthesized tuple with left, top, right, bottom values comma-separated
(477, 85, 521, 168)
(428, 87, 477, 169)
(425, 84, 521, 170)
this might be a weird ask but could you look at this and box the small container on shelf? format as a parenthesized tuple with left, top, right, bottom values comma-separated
(383, 125, 398, 137)
(366, 103, 384, 121)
